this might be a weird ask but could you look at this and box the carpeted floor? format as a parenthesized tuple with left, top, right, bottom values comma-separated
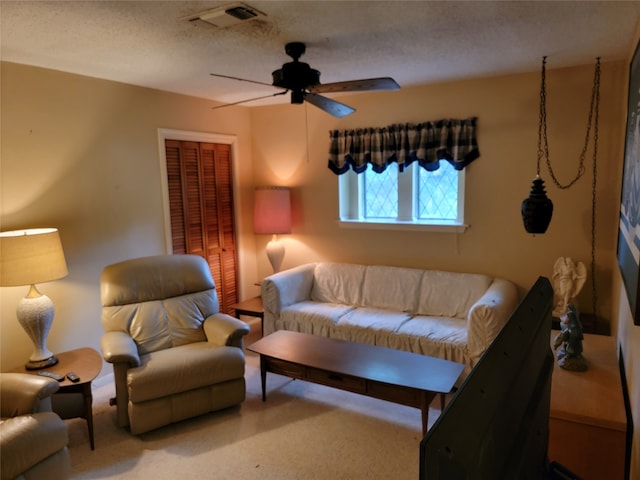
(67, 350, 444, 479)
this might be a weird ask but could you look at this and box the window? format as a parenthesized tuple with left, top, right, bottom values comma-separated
(338, 161, 466, 232)
(329, 118, 478, 232)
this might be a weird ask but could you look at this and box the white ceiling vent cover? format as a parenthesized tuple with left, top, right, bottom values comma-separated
(188, 3, 266, 28)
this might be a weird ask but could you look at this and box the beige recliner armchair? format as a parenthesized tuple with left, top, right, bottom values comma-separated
(100, 254, 250, 435)
(0, 373, 71, 480)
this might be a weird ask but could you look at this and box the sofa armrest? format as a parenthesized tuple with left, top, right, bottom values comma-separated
(262, 263, 317, 313)
(203, 313, 250, 348)
(101, 331, 141, 367)
(0, 374, 60, 417)
(467, 278, 519, 364)
(261, 263, 316, 332)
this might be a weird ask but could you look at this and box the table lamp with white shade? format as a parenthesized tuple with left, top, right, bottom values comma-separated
(0, 228, 68, 369)
(254, 186, 291, 273)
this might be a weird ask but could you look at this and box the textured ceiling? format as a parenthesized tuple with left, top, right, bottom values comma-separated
(2, 1, 639, 107)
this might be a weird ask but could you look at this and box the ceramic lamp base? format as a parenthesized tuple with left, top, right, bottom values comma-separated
(266, 234, 285, 273)
(17, 285, 58, 370)
(25, 355, 59, 370)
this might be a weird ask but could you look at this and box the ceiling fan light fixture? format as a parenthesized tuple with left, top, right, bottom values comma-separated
(210, 42, 399, 117)
(272, 63, 320, 91)
(290, 90, 305, 104)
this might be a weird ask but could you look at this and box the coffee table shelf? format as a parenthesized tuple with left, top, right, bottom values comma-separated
(248, 331, 464, 434)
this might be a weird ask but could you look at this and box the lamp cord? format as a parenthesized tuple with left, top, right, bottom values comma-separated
(537, 56, 601, 324)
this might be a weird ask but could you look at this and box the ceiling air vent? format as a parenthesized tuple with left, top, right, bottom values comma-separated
(187, 2, 266, 28)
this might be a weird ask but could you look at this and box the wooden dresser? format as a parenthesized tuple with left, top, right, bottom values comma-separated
(548, 333, 627, 479)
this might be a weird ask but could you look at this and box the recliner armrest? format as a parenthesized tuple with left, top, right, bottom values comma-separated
(101, 331, 141, 366)
(203, 313, 250, 348)
(0, 374, 60, 417)
(0, 411, 69, 480)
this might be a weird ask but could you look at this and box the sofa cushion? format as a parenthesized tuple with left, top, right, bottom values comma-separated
(334, 307, 412, 345)
(417, 271, 492, 318)
(361, 265, 422, 312)
(395, 315, 470, 376)
(311, 263, 366, 305)
(127, 342, 245, 403)
(279, 301, 355, 336)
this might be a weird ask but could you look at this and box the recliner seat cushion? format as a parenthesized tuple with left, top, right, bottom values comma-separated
(127, 343, 245, 403)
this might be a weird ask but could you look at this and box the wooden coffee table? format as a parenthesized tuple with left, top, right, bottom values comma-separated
(247, 331, 464, 434)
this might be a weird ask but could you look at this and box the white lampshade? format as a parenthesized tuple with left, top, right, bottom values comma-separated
(0, 228, 68, 369)
(254, 187, 292, 235)
(0, 228, 68, 286)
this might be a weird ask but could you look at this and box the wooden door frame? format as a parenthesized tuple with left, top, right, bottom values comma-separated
(156, 127, 243, 287)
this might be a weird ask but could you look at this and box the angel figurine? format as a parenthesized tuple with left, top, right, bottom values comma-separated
(552, 257, 587, 318)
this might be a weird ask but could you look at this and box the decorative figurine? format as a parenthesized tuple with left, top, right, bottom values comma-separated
(553, 303, 587, 371)
(552, 257, 587, 318)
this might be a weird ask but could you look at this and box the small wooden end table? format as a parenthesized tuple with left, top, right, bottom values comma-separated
(12, 347, 102, 450)
(548, 334, 627, 479)
(231, 296, 264, 335)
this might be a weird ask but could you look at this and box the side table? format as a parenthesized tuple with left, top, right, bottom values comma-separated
(548, 333, 627, 479)
(231, 296, 264, 336)
(12, 347, 102, 450)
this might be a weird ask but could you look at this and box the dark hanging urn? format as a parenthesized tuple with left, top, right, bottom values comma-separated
(521, 176, 553, 234)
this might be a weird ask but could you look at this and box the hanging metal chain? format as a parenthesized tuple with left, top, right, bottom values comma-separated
(536, 57, 548, 177)
(590, 60, 600, 326)
(538, 57, 601, 189)
(537, 56, 601, 325)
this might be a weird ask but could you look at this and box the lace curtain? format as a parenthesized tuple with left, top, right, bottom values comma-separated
(327, 117, 480, 175)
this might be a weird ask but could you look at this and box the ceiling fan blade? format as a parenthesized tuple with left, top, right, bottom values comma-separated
(212, 90, 288, 110)
(304, 92, 355, 118)
(210, 73, 274, 88)
(308, 77, 400, 94)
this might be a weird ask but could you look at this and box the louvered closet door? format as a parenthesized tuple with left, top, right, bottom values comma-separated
(165, 139, 238, 313)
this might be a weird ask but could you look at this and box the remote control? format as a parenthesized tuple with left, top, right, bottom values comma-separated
(66, 372, 80, 383)
(37, 371, 65, 382)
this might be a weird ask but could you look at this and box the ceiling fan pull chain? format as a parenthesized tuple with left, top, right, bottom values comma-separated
(541, 57, 600, 190)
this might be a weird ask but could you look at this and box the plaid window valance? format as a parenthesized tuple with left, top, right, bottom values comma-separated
(327, 117, 480, 175)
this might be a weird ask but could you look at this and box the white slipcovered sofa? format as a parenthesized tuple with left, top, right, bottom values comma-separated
(262, 262, 519, 381)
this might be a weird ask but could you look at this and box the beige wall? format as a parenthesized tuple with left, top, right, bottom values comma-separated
(1, 54, 636, 475)
(249, 60, 636, 475)
(0, 62, 258, 371)
(250, 61, 626, 323)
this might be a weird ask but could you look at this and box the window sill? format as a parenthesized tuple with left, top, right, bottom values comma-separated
(338, 219, 468, 233)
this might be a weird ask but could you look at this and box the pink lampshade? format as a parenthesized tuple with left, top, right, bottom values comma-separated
(254, 187, 291, 234)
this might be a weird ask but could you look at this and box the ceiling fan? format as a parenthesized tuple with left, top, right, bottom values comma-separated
(210, 42, 400, 117)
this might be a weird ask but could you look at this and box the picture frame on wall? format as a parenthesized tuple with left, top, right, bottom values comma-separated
(617, 38, 640, 325)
